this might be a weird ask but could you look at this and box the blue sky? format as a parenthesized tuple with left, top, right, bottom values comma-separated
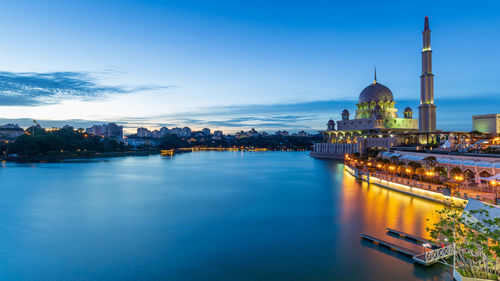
(0, 0, 499, 133)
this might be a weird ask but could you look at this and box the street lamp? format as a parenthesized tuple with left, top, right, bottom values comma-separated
(491, 180, 498, 198)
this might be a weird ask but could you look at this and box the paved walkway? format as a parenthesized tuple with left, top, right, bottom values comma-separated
(368, 170, 497, 204)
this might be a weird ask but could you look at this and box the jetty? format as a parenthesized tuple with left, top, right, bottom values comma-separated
(361, 230, 453, 266)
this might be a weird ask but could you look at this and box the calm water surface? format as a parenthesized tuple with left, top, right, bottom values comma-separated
(0, 151, 451, 280)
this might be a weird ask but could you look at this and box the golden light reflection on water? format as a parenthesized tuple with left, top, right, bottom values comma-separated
(340, 169, 441, 239)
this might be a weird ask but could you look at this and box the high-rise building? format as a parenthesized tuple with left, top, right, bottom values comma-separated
(86, 123, 123, 138)
(419, 16, 437, 132)
(473, 114, 500, 136)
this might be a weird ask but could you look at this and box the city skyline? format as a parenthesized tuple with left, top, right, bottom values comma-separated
(0, 1, 499, 133)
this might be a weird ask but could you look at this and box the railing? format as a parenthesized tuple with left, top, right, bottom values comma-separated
(414, 245, 453, 265)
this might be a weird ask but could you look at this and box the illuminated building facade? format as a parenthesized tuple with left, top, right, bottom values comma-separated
(312, 17, 441, 157)
(419, 16, 437, 132)
(473, 114, 500, 136)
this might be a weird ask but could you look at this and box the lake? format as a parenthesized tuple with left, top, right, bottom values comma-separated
(0, 151, 451, 280)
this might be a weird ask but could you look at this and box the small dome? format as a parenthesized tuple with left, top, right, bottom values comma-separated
(404, 107, 412, 112)
(359, 82, 393, 103)
(342, 109, 349, 114)
(328, 119, 334, 124)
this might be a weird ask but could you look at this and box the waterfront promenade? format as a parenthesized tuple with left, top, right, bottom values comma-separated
(369, 170, 496, 204)
(344, 162, 497, 205)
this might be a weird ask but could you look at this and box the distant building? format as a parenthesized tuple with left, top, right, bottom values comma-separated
(86, 123, 123, 138)
(247, 128, 259, 137)
(473, 114, 500, 136)
(275, 130, 289, 136)
(194, 131, 206, 138)
(0, 124, 25, 141)
(213, 130, 223, 140)
(106, 123, 123, 138)
(235, 131, 248, 139)
(297, 130, 309, 137)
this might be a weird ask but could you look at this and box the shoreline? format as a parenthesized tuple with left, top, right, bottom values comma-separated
(1, 149, 310, 163)
(344, 165, 469, 206)
(1, 150, 165, 163)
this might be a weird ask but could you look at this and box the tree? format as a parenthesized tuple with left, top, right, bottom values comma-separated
(426, 204, 500, 280)
(408, 161, 422, 170)
(469, 130, 483, 137)
(435, 166, 447, 177)
(415, 167, 426, 181)
(450, 167, 464, 178)
(423, 156, 438, 170)
(390, 155, 400, 164)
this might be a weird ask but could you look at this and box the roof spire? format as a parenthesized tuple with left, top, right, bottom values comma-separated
(424, 16, 430, 31)
(374, 66, 377, 83)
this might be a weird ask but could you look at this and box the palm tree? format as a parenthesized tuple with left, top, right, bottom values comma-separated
(405, 166, 414, 179)
(416, 167, 426, 182)
(423, 156, 438, 170)
(449, 167, 463, 178)
(408, 161, 422, 170)
(449, 167, 464, 192)
(390, 155, 400, 164)
(435, 166, 447, 178)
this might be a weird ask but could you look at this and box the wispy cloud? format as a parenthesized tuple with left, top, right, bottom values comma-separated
(0, 71, 172, 106)
(167, 115, 316, 128)
(1, 90, 495, 133)
(129, 94, 498, 132)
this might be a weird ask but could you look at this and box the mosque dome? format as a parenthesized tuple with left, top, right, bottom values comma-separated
(404, 107, 413, 112)
(359, 82, 394, 103)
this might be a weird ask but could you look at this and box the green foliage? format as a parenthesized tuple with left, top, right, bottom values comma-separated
(7, 128, 126, 157)
(408, 161, 422, 170)
(470, 130, 484, 137)
(435, 166, 448, 177)
(450, 167, 464, 177)
(423, 156, 438, 169)
(159, 134, 185, 149)
(426, 204, 500, 280)
(366, 147, 383, 158)
(159, 134, 320, 151)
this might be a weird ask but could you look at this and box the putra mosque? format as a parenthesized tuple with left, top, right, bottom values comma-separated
(314, 17, 442, 156)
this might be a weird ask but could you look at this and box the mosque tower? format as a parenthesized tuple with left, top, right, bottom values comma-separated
(419, 16, 437, 132)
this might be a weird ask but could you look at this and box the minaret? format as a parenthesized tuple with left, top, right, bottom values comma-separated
(419, 16, 437, 132)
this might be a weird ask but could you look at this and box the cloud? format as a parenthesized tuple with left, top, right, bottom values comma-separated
(135, 94, 498, 132)
(0, 118, 110, 129)
(1, 90, 495, 134)
(169, 115, 316, 128)
(0, 71, 172, 106)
